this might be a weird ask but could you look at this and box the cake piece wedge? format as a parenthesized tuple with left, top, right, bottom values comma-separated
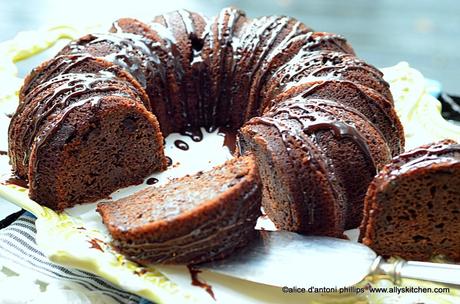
(97, 154, 261, 264)
(360, 140, 460, 261)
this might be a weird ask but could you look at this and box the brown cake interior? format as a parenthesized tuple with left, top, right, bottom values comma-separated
(29, 96, 165, 210)
(360, 140, 460, 261)
(363, 165, 460, 261)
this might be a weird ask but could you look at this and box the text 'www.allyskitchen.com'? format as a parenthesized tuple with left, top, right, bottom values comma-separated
(281, 285, 450, 295)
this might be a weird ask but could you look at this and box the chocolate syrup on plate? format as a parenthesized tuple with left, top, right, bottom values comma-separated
(174, 139, 189, 151)
(180, 128, 203, 142)
(187, 265, 215, 300)
(88, 238, 104, 252)
(205, 125, 218, 133)
(146, 177, 159, 185)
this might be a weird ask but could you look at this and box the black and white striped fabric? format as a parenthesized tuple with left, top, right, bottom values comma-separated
(0, 212, 149, 304)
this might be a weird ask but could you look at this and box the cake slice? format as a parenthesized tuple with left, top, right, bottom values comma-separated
(360, 140, 460, 261)
(97, 154, 261, 264)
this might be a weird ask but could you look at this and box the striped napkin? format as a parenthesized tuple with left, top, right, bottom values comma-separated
(0, 212, 151, 304)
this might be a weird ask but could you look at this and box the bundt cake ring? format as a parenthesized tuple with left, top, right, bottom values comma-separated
(8, 7, 404, 240)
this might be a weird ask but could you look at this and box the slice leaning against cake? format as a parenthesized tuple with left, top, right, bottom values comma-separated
(360, 140, 460, 262)
(96, 154, 261, 265)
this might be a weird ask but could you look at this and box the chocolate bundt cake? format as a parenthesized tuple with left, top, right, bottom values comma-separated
(9, 7, 403, 237)
(359, 140, 460, 261)
(96, 155, 261, 264)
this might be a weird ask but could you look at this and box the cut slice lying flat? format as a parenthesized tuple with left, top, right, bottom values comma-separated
(97, 154, 262, 265)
